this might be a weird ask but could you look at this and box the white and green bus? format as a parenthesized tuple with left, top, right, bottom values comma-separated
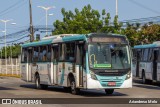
(21, 33, 132, 95)
(133, 42, 160, 84)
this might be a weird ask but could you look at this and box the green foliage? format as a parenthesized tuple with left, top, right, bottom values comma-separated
(0, 45, 21, 58)
(53, 4, 121, 35)
(123, 23, 160, 46)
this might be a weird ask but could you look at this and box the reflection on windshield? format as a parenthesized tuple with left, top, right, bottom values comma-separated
(89, 43, 130, 69)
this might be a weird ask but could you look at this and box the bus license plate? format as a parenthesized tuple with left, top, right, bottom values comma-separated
(108, 82, 116, 86)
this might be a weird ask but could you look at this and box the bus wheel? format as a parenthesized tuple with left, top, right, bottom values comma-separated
(70, 79, 80, 95)
(105, 89, 114, 95)
(35, 75, 41, 89)
(142, 72, 146, 84)
(40, 84, 48, 90)
(64, 87, 71, 92)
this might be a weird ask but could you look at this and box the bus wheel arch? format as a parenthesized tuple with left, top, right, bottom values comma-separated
(67, 73, 80, 95)
(67, 73, 74, 86)
(34, 72, 48, 89)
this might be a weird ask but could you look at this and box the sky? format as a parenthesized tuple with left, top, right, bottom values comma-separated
(0, 0, 160, 44)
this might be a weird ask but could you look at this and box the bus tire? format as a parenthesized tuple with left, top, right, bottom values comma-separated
(35, 75, 41, 89)
(40, 84, 48, 90)
(105, 89, 114, 95)
(64, 87, 71, 92)
(70, 79, 80, 95)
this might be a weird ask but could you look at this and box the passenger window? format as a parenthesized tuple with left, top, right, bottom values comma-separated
(143, 49, 148, 61)
(22, 48, 28, 63)
(53, 46, 58, 62)
(39, 46, 47, 61)
(33, 47, 39, 62)
(59, 44, 64, 61)
(65, 42, 75, 61)
(148, 48, 153, 61)
(47, 45, 51, 61)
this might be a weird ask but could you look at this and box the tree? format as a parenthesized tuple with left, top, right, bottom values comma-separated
(0, 45, 21, 58)
(52, 4, 120, 35)
(141, 24, 160, 43)
(53, 4, 160, 47)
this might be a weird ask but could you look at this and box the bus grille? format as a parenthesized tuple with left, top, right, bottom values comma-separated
(95, 70, 128, 76)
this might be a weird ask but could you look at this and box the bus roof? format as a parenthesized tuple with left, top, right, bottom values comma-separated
(52, 34, 86, 43)
(21, 33, 128, 48)
(134, 44, 157, 49)
(21, 39, 53, 48)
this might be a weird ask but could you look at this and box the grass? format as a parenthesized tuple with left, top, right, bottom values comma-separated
(0, 73, 21, 78)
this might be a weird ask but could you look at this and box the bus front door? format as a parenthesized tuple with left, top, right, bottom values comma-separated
(53, 46, 58, 84)
(153, 50, 158, 81)
(76, 43, 85, 87)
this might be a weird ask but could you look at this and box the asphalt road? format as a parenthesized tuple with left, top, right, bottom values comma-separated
(0, 77, 160, 107)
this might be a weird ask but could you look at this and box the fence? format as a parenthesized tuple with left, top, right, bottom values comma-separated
(0, 56, 21, 75)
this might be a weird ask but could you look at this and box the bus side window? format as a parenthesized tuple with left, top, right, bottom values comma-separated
(143, 49, 148, 61)
(47, 45, 51, 61)
(148, 48, 153, 61)
(65, 42, 75, 62)
(53, 46, 58, 62)
(59, 44, 65, 61)
(39, 46, 47, 61)
(28, 48, 33, 63)
(137, 49, 141, 61)
(22, 48, 28, 63)
(33, 47, 39, 62)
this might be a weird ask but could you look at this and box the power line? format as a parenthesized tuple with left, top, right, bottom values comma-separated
(0, 35, 28, 44)
(128, 0, 160, 14)
(0, 0, 28, 17)
(0, 0, 23, 14)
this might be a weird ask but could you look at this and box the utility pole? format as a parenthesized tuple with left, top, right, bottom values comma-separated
(29, 0, 34, 42)
(116, 0, 118, 16)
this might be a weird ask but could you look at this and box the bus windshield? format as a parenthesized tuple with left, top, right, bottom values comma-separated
(89, 43, 130, 69)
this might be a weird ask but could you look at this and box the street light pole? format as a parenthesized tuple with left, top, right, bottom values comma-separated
(0, 19, 12, 75)
(116, 0, 118, 16)
(37, 6, 55, 36)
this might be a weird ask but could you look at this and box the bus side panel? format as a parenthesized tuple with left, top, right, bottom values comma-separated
(82, 69, 87, 89)
(35, 63, 51, 85)
(57, 62, 68, 86)
(145, 62, 152, 80)
(21, 63, 28, 81)
(139, 62, 146, 78)
(157, 63, 160, 81)
(31, 63, 36, 82)
(132, 61, 137, 77)
(63, 62, 73, 86)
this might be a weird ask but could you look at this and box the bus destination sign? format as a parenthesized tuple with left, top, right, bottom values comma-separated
(90, 37, 127, 43)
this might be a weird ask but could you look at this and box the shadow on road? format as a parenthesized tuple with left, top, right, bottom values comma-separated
(78, 90, 128, 97)
(133, 78, 160, 87)
(133, 84, 160, 90)
(0, 86, 17, 90)
(20, 84, 128, 97)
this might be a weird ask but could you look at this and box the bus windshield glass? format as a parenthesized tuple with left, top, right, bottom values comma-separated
(89, 43, 130, 69)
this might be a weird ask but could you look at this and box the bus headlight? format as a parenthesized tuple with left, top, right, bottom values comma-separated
(90, 71, 97, 80)
(125, 71, 131, 80)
